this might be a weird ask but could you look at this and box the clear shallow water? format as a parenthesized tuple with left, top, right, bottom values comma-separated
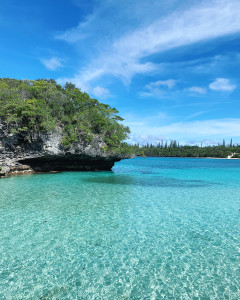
(0, 157, 240, 299)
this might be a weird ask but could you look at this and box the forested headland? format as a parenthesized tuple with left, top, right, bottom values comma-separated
(1, 78, 239, 160)
(0, 78, 130, 154)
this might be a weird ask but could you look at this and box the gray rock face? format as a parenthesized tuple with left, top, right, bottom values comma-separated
(0, 122, 128, 177)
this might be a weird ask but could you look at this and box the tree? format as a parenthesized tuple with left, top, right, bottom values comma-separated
(0, 78, 130, 152)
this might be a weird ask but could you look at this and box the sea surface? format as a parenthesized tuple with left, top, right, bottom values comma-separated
(0, 157, 240, 299)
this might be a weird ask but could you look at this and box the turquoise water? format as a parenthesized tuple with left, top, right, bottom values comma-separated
(0, 157, 240, 299)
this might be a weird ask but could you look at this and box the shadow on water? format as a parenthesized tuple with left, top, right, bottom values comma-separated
(84, 174, 212, 188)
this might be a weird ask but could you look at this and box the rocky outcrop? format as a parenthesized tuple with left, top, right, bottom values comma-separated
(0, 122, 128, 177)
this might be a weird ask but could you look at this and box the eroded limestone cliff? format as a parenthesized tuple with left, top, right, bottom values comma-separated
(0, 123, 128, 177)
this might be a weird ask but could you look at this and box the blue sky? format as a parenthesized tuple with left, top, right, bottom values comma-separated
(1, 0, 240, 145)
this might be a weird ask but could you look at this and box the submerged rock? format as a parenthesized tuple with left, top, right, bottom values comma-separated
(0, 123, 129, 177)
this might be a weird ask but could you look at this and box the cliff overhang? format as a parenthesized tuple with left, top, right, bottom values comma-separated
(0, 123, 130, 177)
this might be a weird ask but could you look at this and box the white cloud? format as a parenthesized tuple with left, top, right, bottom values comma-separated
(92, 86, 111, 99)
(41, 57, 63, 71)
(57, 0, 240, 85)
(154, 118, 240, 137)
(55, 1, 177, 43)
(188, 86, 206, 94)
(209, 78, 237, 92)
(184, 110, 210, 120)
(124, 114, 240, 144)
(57, 77, 111, 100)
(146, 79, 176, 89)
(139, 79, 177, 98)
(57, 77, 90, 93)
(55, 19, 91, 43)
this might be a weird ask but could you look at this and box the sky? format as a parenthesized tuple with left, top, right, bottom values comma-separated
(1, 0, 240, 145)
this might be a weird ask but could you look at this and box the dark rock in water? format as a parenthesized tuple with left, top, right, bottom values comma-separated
(19, 154, 121, 172)
(0, 122, 130, 176)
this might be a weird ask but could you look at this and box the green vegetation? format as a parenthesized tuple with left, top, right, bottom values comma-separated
(0, 78, 130, 151)
(1, 78, 238, 159)
(0, 166, 2, 171)
(131, 140, 240, 158)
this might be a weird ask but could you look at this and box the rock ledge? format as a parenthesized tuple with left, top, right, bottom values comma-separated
(0, 123, 129, 177)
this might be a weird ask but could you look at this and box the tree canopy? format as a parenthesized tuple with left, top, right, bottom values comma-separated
(0, 78, 130, 150)
(130, 140, 240, 158)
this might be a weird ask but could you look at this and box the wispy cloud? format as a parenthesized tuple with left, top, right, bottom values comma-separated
(139, 79, 177, 98)
(188, 86, 207, 94)
(57, 0, 240, 86)
(209, 78, 237, 92)
(92, 86, 111, 99)
(124, 114, 240, 144)
(40, 57, 63, 70)
(184, 110, 210, 120)
(146, 79, 176, 89)
(163, 118, 240, 137)
(57, 76, 111, 100)
(55, 18, 91, 42)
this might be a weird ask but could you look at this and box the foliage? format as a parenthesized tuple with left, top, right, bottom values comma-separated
(0, 78, 130, 150)
(109, 142, 135, 156)
(128, 140, 240, 158)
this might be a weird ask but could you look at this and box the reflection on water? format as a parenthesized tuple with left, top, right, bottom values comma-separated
(84, 173, 211, 188)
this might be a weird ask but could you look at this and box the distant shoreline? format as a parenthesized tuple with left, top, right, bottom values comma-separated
(141, 156, 240, 160)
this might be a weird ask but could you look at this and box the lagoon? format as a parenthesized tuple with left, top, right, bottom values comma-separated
(0, 157, 240, 298)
